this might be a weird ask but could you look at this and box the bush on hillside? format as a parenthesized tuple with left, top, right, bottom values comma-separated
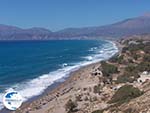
(65, 99, 78, 113)
(132, 53, 140, 60)
(101, 61, 118, 77)
(116, 75, 134, 83)
(109, 85, 143, 105)
(93, 84, 102, 94)
(137, 62, 150, 72)
(109, 55, 124, 64)
(128, 43, 145, 53)
(116, 69, 139, 83)
(143, 43, 150, 54)
(143, 54, 150, 62)
(125, 64, 137, 72)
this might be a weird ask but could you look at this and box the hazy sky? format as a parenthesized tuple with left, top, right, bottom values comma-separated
(0, 0, 150, 31)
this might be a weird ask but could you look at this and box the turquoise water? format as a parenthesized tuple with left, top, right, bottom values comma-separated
(0, 40, 118, 109)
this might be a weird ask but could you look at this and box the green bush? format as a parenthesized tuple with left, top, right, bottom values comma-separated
(143, 54, 150, 62)
(128, 43, 145, 53)
(137, 62, 150, 72)
(109, 55, 119, 63)
(132, 53, 140, 60)
(110, 55, 124, 64)
(117, 55, 124, 64)
(101, 61, 118, 77)
(116, 75, 134, 83)
(109, 85, 143, 105)
(143, 43, 150, 54)
(116, 70, 139, 83)
(125, 64, 136, 72)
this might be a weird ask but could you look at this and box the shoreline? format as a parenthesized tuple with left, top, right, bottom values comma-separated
(0, 40, 121, 113)
(18, 62, 102, 113)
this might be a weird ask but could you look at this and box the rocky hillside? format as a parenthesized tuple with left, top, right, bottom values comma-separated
(92, 36, 150, 113)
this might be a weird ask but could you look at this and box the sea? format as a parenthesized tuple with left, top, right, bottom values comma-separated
(0, 40, 118, 110)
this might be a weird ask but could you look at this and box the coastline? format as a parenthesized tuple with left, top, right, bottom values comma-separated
(0, 40, 121, 113)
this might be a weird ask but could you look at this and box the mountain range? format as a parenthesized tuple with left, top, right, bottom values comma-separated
(1, 14, 150, 40)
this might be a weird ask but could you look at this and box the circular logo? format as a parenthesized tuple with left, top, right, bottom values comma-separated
(3, 91, 23, 110)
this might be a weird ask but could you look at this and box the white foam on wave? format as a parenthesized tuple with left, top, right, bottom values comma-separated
(0, 40, 118, 110)
(84, 56, 93, 61)
(61, 63, 68, 67)
(89, 47, 98, 51)
(84, 41, 118, 62)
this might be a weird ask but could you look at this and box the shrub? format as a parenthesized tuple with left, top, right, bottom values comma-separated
(128, 43, 145, 53)
(117, 55, 124, 64)
(125, 64, 136, 72)
(109, 85, 143, 105)
(109, 55, 119, 63)
(128, 58, 134, 63)
(137, 62, 150, 72)
(132, 53, 140, 60)
(143, 43, 150, 54)
(143, 54, 150, 62)
(93, 84, 101, 94)
(116, 75, 134, 83)
(75, 95, 82, 101)
(65, 99, 77, 113)
(101, 61, 118, 77)
(116, 64, 140, 83)
(109, 55, 124, 64)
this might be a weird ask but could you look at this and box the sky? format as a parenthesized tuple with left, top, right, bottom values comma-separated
(0, 0, 150, 31)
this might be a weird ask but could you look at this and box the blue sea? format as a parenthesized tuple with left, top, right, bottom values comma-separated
(0, 40, 118, 109)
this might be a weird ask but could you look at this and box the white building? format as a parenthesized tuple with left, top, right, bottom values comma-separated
(137, 71, 150, 83)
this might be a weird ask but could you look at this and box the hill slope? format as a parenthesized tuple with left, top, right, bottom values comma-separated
(56, 15, 150, 38)
(1, 15, 150, 40)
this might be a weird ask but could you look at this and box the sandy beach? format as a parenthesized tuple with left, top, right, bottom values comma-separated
(14, 63, 105, 113)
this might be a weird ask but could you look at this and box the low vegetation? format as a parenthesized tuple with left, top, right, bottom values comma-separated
(109, 55, 124, 64)
(116, 64, 140, 83)
(137, 62, 150, 72)
(109, 85, 143, 105)
(93, 84, 102, 94)
(65, 99, 78, 113)
(91, 38, 150, 113)
(101, 61, 118, 77)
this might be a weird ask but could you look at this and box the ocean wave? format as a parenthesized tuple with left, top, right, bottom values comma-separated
(0, 40, 118, 110)
(88, 47, 98, 51)
(84, 56, 93, 61)
(62, 63, 68, 67)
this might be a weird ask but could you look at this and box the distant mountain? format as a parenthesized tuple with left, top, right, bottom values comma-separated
(56, 15, 150, 39)
(1, 15, 150, 40)
(0, 25, 53, 40)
